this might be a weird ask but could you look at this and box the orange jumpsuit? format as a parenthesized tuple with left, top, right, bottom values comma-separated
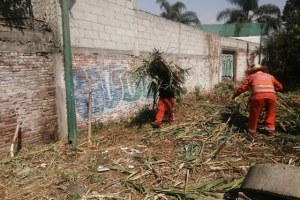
(154, 83, 176, 125)
(155, 97, 175, 124)
(233, 72, 283, 136)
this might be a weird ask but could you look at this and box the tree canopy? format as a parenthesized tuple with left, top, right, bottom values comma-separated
(217, 0, 281, 30)
(156, 0, 200, 25)
(265, 0, 300, 86)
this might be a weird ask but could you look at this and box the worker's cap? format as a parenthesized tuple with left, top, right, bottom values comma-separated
(253, 64, 262, 69)
(247, 64, 268, 75)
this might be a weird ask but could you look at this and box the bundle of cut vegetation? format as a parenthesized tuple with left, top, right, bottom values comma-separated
(130, 48, 189, 109)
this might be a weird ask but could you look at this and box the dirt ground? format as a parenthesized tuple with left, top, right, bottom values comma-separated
(1, 83, 300, 200)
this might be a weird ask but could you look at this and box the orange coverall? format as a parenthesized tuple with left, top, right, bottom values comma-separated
(154, 83, 175, 125)
(233, 72, 283, 136)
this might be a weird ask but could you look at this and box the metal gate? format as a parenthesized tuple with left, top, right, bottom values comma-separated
(222, 54, 234, 79)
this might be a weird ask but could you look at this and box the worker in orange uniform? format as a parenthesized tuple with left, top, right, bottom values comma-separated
(232, 64, 283, 137)
(151, 72, 179, 128)
(244, 63, 255, 107)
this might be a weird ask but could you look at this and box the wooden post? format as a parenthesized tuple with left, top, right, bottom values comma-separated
(88, 77, 92, 145)
(10, 123, 20, 157)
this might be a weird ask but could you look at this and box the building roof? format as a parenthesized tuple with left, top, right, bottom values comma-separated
(191, 23, 268, 37)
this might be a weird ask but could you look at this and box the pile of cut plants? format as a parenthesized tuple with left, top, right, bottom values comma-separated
(130, 48, 189, 109)
(1, 82, 300, 200)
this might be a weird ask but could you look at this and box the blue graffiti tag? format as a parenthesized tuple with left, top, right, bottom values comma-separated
(73, 65, 149, 121)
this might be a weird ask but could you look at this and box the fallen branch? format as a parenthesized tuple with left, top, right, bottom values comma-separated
(184, 169, 189, 193)
(210, 135, 235, 160)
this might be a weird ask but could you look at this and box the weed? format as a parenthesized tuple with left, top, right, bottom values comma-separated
(91, 121, 103, 135)
(87, 174, 106, 185)
(67, 193, 79, 200)
(58, 171, 70, 182)
(194, 85, 202, 100)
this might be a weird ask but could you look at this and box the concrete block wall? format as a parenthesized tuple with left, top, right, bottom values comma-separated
(0, 26, 58, 156)
(236, 51, 248, 79)
(180, 25, 208, 55)
(136, 12, 180, 53)
(27, 0, 260, 139)
(135, 12, 223, 91)
(63, 0, 259, 127)
(69, 0, 136, 52)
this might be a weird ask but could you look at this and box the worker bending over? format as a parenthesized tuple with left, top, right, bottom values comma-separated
(232, 64, 283, 137)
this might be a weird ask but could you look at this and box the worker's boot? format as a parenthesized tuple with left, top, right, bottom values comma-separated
(150, 122, 161, 128)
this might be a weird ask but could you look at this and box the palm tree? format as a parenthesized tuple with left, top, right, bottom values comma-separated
(156, 0, 200, 25)
(216, 0, 281, 30)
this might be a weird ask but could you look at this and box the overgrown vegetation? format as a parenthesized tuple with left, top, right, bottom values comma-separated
(266, 0, 300, 86)
(1, 83, 299, 199)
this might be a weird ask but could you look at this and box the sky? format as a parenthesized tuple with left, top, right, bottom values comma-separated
(137, 0, 287, 24)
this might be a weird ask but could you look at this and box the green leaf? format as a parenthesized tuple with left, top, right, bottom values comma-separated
(184, 155, 198, 161)
(189, 179, 216, 190)
(215, 136, 227, 142)
(215, 177, 245, 191)
(203, 178, 224, 190)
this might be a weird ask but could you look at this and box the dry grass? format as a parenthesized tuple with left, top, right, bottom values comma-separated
(1, 83, 300, 200)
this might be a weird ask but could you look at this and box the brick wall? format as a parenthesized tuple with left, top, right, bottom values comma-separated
(0, 26, 58, 156)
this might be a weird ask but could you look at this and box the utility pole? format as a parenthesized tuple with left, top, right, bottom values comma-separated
(61, 0, 77, 147)
(258, 24, 263, 64)
(258, 18, 267, 64)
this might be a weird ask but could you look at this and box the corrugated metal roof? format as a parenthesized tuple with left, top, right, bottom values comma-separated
(191, 23, 268, 37)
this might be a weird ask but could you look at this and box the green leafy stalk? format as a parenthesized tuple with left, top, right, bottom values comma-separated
(130, 48, 189, 109)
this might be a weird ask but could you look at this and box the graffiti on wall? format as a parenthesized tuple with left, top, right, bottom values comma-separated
(73, 65, 150, 121)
